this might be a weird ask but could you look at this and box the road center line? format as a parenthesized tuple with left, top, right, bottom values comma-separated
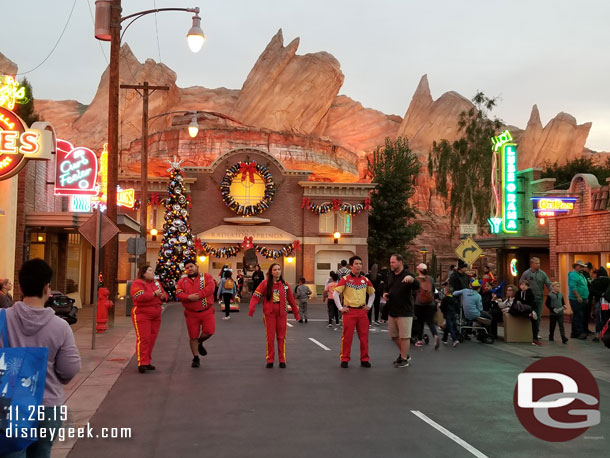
(287, 322, 294, 328)
(308, 338, 331, 351)
(411, 411, 489, 458)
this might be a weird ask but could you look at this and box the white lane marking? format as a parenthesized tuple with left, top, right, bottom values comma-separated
(411, 411, 489, 458)
(308, 338, 331, 351)
(287, 318, 329, 322)
(287, 322, 294, 328)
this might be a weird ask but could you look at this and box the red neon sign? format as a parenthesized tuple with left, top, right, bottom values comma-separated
(55, 139, 98, 196)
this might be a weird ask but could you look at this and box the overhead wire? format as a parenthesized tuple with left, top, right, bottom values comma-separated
(16, 0, 78, 76)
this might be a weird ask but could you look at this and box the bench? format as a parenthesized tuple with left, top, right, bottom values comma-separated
(502, 312, 532, 343)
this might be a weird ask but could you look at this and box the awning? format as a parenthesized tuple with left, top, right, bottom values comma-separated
(25, 212, 140, 234)
(474, 236, 549, 250)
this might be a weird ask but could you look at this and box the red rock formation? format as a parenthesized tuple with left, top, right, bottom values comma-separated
(0, 51, 17, 76)
(230, 29, 344, 135)
(516, 105, 591, 169)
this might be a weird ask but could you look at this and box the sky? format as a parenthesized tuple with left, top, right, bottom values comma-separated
(2, 0, 610, 151)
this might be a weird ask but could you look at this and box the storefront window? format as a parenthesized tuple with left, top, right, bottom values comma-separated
(336, 211, 352, 234)
(65, 234, 80, 294)
(319, 212, 334, 233)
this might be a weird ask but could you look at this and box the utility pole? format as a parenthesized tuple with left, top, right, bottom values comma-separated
(120, 82, 169, 267)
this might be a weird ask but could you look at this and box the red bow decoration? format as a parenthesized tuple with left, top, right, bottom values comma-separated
(239, 161, 258, 184)
(186, 195, 192, 209)
(294, 240, 301, 251)
(150, 193, 160, 206)
(242, 236, 254, 249)
(332, 198, 342, 211)
(364, 197, 371, 210)
(194, 238, 203, 251)
(301, 197, 311, 209)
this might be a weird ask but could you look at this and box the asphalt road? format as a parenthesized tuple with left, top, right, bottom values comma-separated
(68, 302, 610, 458)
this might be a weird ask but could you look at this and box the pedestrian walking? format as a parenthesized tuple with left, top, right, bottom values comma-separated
(295, 277, 312, 323)
(219, 270, 237, 320)
(249, 263, 300, 368)
(252, 264, 265, 292)
(568, 260, 589, 340)
(1, 259, 81, 457)
(324, 272, 340, 327)
(440, 285, 460, 347)
(590, 267, 610, 342)
(520, 257, 552, 339)
(332, 256, 375, 368)
(383, 254, 418, 368)
(176, 259, 217, 368)
(0, 278, 13, 308)
(130, 265, 168, 373)
(413, 263, 440, 350)
(337, 260, 350, 279)
(546, 281, 568, 343)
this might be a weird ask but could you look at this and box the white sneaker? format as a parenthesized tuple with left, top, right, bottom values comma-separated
(222, 316, 230, 320)
(530, 310, 538, 321)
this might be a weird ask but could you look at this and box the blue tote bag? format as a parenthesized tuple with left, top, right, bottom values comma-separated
(0, 309, 49, 454)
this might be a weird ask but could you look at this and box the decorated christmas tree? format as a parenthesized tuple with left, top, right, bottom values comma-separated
(155, 159, 195, 299)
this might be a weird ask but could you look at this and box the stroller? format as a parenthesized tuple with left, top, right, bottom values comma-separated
(44, 291, 78, 325)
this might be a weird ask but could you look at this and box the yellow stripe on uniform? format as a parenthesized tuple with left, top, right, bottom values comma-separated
(263, 314, 269, 361)
(132, 306, 142, 365)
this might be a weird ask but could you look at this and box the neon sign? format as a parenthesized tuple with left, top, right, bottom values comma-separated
(510, 258, 518, 277)
(0, 106, 54, 181)
(55, 139, 98, 196)
(531, 197, 577, 218)
(487, 217, 502, 234)
(91, 144, 135, 209)
(70, 195, 92, 213)
(0, 76, 26, 110)
(492, 130, 518, 233)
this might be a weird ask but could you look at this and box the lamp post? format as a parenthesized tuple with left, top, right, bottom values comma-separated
(420, 246, 428, 264)
(94, 0, 204, 300)
(333, 232, 341, 244)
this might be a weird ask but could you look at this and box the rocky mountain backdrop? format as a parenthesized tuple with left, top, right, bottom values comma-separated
(0, 30, 603, 265)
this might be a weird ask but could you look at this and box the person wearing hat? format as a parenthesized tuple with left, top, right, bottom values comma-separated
(449, 259, 470, 293)
(454, 280, 492, 334)
(176, 259, 217, 367)
(568, 260, 589, 339)
(520, 257, 552, 339)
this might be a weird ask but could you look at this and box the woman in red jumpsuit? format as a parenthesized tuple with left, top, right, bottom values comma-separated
(130, 265, 168, 373)
(249, 263, 300, 368)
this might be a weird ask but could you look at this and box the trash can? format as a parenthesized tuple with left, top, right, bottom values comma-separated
(126, 280, 134, 316)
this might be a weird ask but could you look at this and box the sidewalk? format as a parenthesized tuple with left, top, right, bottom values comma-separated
(52, 300, 138, 458)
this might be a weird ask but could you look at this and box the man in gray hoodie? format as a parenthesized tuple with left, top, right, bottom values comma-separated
(2, 259, 81, 458)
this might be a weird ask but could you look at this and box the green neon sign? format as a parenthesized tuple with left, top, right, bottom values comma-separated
(488, 217, 502, 234)
(491, 130, 518, 234)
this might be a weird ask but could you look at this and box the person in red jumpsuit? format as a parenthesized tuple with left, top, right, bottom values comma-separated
(176, 259, 216, 368)
(249, 263, 300, 368)
(130, 265, 168, 373)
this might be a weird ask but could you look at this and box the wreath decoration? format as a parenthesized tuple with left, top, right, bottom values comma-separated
(219, 161, 276, 216)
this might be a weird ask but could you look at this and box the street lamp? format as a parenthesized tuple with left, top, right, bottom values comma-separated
(420, 246, 428, 263)
(94, 0, 204, 300)
(333, 232, 341, 244)
(188, 113, 200, 138)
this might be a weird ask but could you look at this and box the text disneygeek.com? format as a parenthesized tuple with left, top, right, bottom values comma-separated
(5, 424, 132, 441)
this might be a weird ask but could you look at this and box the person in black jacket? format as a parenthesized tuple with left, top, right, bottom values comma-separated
(383, 254, 419, 368)
(590, 267, 610, 342)
(449, 260, 470, 292)
(519, 279, 541, 346)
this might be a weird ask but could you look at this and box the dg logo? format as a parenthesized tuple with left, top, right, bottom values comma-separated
(514, 356, 600, 441)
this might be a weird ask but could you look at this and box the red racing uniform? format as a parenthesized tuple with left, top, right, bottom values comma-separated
(176, 272, 216, 339)
(130, 279, 168, 367)
(249, 279, 300, 364)
(334, 273, 375, 363)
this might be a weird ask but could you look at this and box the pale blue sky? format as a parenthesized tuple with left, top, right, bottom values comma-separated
(2, 0, 609, 151)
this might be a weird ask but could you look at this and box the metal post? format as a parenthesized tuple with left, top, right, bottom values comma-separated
(92, 209, 102, 349)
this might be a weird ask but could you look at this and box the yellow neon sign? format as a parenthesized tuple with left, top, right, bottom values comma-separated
(0, 76, 26, 110)
(93, 143, 135, 208)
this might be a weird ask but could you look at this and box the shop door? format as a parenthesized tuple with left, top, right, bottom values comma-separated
(315, 250, 354, 295)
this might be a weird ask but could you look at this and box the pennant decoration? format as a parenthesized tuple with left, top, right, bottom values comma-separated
(194, 237, 300, 260)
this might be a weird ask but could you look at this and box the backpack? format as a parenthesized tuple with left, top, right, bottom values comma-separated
(224, 278, 234, 290)
(0, 310, 49, 454)
(417, 276, 434, 304)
